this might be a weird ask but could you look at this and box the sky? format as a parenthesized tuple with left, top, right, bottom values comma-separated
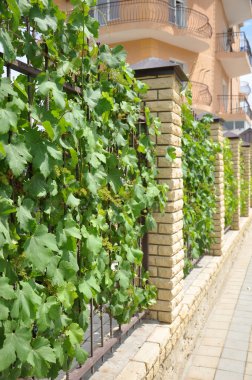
(241, 19, 252, 106)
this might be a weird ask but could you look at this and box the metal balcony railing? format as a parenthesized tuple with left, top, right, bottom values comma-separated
(191, 81, 212, 106)
(218, 95, 252, 120)
(240, 81, 251, 96)
(90, 0, 212, 38)
(216, 31, 252, 64)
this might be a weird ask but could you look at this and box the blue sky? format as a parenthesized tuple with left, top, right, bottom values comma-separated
(241, 20, 252, 105)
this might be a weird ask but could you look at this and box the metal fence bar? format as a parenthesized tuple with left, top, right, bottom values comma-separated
(68, 312, 145, 380)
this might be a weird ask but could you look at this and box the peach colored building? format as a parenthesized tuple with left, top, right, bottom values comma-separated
(57, 0, 252, 130)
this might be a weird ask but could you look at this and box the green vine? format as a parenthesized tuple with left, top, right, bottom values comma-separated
(223, 138, 238, 228)
(182, 91, 219, 276)
(240, 148, 249, 216)
(0, 1, 169, 378)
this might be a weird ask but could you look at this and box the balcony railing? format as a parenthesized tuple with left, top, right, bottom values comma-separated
(90, 0, 212, 38)
(216, 32, 252, 64)
(240, 81, 251, 96)
(218, 95, 252, 120)
(191, 81, 212, 106)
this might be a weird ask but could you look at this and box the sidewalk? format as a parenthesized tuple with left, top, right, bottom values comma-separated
(182, 225, 252, 380)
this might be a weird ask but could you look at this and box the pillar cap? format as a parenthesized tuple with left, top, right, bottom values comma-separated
(242, 142, 251, 147)
(223, 131, 240, 139)
(134, 64, 188, 83)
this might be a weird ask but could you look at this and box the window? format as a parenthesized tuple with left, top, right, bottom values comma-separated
(169, 0, 186, 28)
(92, 0, 119, 26)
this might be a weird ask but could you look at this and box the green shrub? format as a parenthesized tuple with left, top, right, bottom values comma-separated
(223, 138, 238, 227)
(182, 93, 219, 276)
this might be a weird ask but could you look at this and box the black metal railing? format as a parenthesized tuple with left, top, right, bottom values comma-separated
(90, 0, 212, 38)
(218, 95, 252, 120)
(191, 81, 212, 106)
(240, 81, 251, 96)
(216, 31, 252, 64)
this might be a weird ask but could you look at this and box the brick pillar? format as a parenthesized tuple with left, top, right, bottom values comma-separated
(226, 134, 240, 230)
(241, 143, 251, 217)
(135, 65, 188, 324)
(250, 145, 252, 208)
(210, 121, 225, 256)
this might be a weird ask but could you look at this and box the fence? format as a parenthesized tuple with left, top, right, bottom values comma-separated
(0, 15, 153, 379)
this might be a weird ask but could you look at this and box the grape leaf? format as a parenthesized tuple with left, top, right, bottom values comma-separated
(23, 225, 59, 271)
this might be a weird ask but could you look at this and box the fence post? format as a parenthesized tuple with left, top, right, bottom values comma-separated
(135, 65, 187, 324)
(251, 145, 252, 208)
(224, 132, 241, 230)
(210, 120, 225, 256)
(241, 143, 251, 217)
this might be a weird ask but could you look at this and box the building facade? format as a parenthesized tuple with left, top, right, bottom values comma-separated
(57, 0, 252, 130)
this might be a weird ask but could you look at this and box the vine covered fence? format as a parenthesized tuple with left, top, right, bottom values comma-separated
(0, 1, 169, 379)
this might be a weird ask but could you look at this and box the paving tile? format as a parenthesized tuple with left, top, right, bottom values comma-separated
(229, 323, 251, 334)
(192, 355, 219, 369)
(217, 358, 245, 374)
(206, 321, 230, 330)
(204, 329, 228, 339)
(247, 352, 252, 362)
(226, 331, 249, 342)
(197, 346, 222, 358)
(224, 338, 249, 351)
(244, 376, 252, 380)
(214, 370, 243, 380)
(246, 363, 252, 375)
(221, 347, 247, 361)
(201, 337, 225, 348)
(186, 366, 215, 380)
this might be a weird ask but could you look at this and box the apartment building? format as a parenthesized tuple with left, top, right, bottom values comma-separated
(57, 0, 252, 131)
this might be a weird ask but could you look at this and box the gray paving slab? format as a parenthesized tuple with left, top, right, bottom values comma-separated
(182, 223, 252, 380)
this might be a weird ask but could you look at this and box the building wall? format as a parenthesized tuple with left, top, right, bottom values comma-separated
(55, 0, 250, 123)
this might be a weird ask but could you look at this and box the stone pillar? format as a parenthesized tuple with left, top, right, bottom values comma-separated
(210, 121, 225, 256)
(226, 134, 240, 230)
(241, 143, 251, 217)
(135, 65, 188, 324)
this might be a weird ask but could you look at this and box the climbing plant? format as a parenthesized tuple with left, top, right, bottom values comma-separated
(223, 138, 238, 228)
(240, 148, 249, 216)
(0, 1, 169, 378)
(182, 91, 219, 275)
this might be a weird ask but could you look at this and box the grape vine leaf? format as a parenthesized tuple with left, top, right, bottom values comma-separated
(23, 225, 59, 271)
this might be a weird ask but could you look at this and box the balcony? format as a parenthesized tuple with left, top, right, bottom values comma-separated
(216, 32, 252, 78)
(191, 81, 212, 108)
(91, 0, 212, 53)
(222, 0, 252, 26)
(240, 81, 251, 96)
(218, 95, 252, 122)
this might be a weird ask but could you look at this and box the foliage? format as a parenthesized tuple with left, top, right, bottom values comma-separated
(223, 138, 238, 227)
(240, 148, 249, 216)
(182, 92, 219, 276)
(0, 1, 169, 378)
